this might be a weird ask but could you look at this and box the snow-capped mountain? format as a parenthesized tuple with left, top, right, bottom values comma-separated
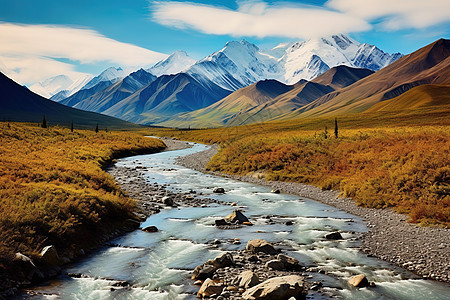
(280, 35, 401, 83)
(81, 67, 126, 90)
(147, 50, 196, 77)
(185, 34, 402, 90)
(185, 40, 281, 91)
(29, 74, 92, 99)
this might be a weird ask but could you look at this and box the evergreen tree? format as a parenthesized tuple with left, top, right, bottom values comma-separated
(95, 123, 99, 133)
(70, 121, 74, 132)
(334, 118, 338, 139)
(324, 126, 328, 139)
(41, 115, 47, 128)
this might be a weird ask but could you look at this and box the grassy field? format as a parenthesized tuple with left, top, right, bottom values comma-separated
(0, 122, 165, 280)
(147, 112, 450, 227)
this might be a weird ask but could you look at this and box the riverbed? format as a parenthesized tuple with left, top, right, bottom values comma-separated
(21, 142, 450, 299)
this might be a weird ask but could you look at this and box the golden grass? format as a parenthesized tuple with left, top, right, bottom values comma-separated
(0, 122, 165, 274)
(146, 114, 450, 227)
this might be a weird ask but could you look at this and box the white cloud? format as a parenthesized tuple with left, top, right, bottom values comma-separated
(151, 1, 371, 39)
(327, 0, 450, 30)
(0, 22, 168, 85)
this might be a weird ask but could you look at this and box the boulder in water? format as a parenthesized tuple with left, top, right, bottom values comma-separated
(242, 275, 307, 299)
(246, 239, 278, 255)
(224, 210, 249, 224)
(213, 187, 225, 193)
(270, 189, 280, 194)
(348, 274, 369, 288)
(324, 232, 343, 240)
(142, 226, 158, 233)
(215, 219, 230, 226)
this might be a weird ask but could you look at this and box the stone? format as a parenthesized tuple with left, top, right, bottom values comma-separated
(192, 264, 216, 280)
(194, 280, 202, 285)
(40, 245, 61, 266)
(142, 226, 158, 233)
(285, 221, 294, 226)
(215, 219, 230, 226)
(324, 232, 343, 240)
(248, 255, 260, 262)
(237, 270, 260, 289)
(265, 260, 285, 270)
(246, 239, 278, 255)
(207, 252, 235, 268)
(277, 254, 299, 269)
(161, 196, 174, 207)
(242, 275, 307, 300)
(213, 187, 225, 193)
(348, 274, 369, 288)
(14, 253, 43, 281)
(231, 202, 238, 206)
(224, 210, 249, 224)
(243, 221, 253, 226)
(271, 189, 281, 194)
(197, 278, 224, 298)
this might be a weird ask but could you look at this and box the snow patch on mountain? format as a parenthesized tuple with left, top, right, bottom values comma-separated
(147, 50, 196, 76)
(29, 73, 93, 98)
(82, 67, 126, 90)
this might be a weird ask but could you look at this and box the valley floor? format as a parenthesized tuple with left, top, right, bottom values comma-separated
(175, 140, 450, 283)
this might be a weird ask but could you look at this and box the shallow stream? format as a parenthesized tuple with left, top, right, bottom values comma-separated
(24, 143, 450, 299)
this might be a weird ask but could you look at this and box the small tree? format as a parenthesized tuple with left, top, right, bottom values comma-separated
(41, 115, 47, 128)
(334, 118, 338, 139)
(95, 123, 99, 133)
(324, 126, 328, 139)
(70, 121, 74, 132)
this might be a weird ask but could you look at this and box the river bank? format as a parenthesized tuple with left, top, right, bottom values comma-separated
(175, 141, 450, 283)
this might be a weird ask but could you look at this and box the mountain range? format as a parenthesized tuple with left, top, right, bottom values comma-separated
(33, 34, 403, 125)
(2, 36, 448, 130)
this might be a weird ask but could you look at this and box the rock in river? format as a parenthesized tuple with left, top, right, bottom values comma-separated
(225, 210, 250, 224)
(242, 275, 307, 300)
(142, 226, 158, 233)
(213, 187, 225, 193)
(246, 239, 278, 255)
(348, 274, 369, 288)
(324, 232, 343, 240)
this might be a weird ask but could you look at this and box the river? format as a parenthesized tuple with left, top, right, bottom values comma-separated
(22, 142, 450, 299)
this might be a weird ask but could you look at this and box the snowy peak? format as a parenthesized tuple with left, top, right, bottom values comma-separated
(280, 34, 401, 83)
(82, 67, 126, 90)
(147, 50, 196, 77)
(30, 73, 92, 98)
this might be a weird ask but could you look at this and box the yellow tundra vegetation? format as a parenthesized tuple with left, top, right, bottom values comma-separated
(0, 123, 165, 272)
(149, 121, 449, 227)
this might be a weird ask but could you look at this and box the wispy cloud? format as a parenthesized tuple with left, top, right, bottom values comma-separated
(0, 22, 168, 84)
(151, 1, 371, 39)
(152, 0, 450, 38)
(327, 0, 450, 30)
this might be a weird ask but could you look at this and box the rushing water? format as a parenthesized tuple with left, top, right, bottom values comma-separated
(23, 143, 450, 299)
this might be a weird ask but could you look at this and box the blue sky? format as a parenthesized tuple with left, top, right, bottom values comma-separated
(0, 0, 449, 84)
